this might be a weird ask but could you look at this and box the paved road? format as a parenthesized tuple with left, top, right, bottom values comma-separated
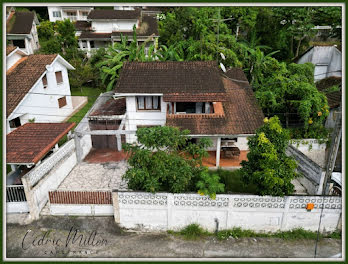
(6, 216, 342, 259)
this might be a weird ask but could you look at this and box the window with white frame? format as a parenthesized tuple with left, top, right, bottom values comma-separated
(53, 11, 61, 17)
(136, 96, 160, 110)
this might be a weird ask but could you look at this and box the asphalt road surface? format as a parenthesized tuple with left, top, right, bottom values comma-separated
(5, 216, 342, 259)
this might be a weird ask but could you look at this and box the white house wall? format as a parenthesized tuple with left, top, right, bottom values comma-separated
(47, 7, 63, 22)
(6, 52, 23, 70)
(92, 20, 138, 33)
(7, 60, 73, 130)
(125, 96, 166, 142)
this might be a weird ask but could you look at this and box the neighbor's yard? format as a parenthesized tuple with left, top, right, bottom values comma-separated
(68, 86, 104, 127)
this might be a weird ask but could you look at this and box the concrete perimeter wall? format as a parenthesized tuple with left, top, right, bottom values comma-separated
(22, 139, 77, 219)
(113, 192, 341, 233)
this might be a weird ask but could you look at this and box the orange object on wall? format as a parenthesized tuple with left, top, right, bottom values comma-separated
(306, 203, 315, 210)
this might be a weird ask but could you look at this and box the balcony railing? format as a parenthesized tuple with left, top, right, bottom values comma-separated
(6, 185, 26, 202)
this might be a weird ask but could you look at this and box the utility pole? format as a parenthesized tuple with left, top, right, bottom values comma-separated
(209, 8, 234, 61)
(321, 106, 342, 195)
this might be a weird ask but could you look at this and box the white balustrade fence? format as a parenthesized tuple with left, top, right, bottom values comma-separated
(24, 139, 76, 187)
(114, 192, 342, 233)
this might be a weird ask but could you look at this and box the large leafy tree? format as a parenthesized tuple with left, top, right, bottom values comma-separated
(96, 26, 158, 91)
(123, 126, 224, 197)
(252, 57, 329, 138)
(240, 116, 298, 196)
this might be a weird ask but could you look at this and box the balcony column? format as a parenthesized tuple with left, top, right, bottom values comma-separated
(216, 137, 221, 167)
(87, 40, 91, 51)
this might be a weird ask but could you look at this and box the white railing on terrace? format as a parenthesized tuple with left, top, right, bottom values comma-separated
(24, 139, 76, 187)
(6, 185, 26, 202)
(64, 15, 77, 21)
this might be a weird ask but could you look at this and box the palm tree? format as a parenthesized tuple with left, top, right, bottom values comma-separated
(96, 26, 158, 91)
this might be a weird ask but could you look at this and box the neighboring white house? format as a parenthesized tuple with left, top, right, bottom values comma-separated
(89, 61, 264, 167)
(47, 6, 94, 22)
(6, 48, 87, 134)
(77, 8, 159, 56)
(6, 10, 40, 55)
(297, 45, 342, 82)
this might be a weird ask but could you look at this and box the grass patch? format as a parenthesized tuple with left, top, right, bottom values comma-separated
(212, 169, 258, 194)
(168, 224, 211, 240)
(67, 86, 104, 128)
(217, 227, 341, 240)
(169, 224, 341, 241)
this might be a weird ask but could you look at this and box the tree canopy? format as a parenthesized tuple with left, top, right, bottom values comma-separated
(123, 126, 224, 198)
(240, 116, 299, 196)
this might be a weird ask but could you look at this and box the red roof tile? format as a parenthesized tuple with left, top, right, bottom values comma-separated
(6, 123, 75, 164)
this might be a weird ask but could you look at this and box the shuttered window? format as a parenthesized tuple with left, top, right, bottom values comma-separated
(58, 96, 67, 108)
(42, 74, 48, 88)
(55, 71, 63, 85)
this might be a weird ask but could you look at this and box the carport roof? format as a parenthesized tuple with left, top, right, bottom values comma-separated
(6, 123, 75, 165)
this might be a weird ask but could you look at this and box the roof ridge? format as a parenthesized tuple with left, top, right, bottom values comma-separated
(6, 56, 28, 74)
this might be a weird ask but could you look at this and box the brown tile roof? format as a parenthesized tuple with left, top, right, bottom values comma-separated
(87, 9, 141, 20)
(6, 46, 16, 55)
(112, 14, 159, 38)
(7, 123, 75, 164)
(89, 98, 126, 116)
(316, 76, 342, 108)
(74, 20, 91, 31)
(166, 78, 264, 135)
(7, 11, 35, 34)
(79, 32, 112, 40)
(6, 54, 58, 117)
(115, 61, 226, 98)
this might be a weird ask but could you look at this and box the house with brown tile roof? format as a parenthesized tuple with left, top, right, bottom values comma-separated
(5, 49, 87, 134)
(77, 7, 159, 57)
(91, 61, 264, 167)
(6, 10, 40, 55)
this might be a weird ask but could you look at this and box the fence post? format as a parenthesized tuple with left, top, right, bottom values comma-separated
(112, 191, 120, 224)
(167, 193, 174, 230)
(74, 133, 83, 162)
(280, 196, 290, 231)
(21, 176, 40, 220)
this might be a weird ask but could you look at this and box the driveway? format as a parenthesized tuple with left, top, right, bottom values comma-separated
(57, 161, 128, 191)
(6, 216, 342, 259)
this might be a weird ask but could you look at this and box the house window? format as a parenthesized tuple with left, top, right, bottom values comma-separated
(80, 11, 88, 17)
(81, 40, 87, 49)
(137, 96, 160, 110)
(55, 71, 63, 85)
(53, 11, 61, 17)
(42, 74, 48, 88)
(58, 96, 67, 108)
(9, 117, 21, 128)
(12, 39, 25, 48)
(90, 41, 95, 48)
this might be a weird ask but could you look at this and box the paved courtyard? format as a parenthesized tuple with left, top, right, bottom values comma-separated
(57, 161, 129, 191)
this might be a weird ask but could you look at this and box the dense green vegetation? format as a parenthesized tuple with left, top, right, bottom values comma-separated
(168, 223, 342, 241)
(240, 116, 299, 196)
(123, 126, 225, 198)
(210, 169, 258, 194)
